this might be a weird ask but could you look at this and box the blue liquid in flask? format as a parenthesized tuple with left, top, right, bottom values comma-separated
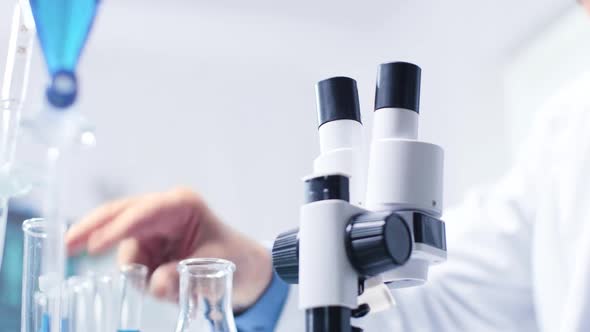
(28, 0, 100, 108)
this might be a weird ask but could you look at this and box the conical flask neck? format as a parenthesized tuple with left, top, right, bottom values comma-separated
(176, 259, 237, 332)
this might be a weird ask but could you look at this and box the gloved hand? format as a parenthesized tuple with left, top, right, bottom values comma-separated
(66, 187, 273, 312)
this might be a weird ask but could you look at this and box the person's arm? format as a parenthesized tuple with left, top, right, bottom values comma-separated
(66, 188, 274, 312)
(67, 188, 294, 331)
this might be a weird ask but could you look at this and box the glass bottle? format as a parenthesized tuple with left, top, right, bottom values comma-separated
(175, 258, 237, 332)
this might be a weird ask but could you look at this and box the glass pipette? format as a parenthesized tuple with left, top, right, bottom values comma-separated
(0, 1, 35, 270)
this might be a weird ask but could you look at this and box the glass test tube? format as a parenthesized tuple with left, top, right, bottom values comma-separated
(21, 218, 48, 332)
(62, 274, 114, 332)
(65, 276, 93, 332)
(94, 275, 115, 332)
(118, 264, 148, 332)
(22, 218, 77, 332)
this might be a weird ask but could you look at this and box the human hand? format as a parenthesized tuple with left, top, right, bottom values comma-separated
(66, 187, 273, 312)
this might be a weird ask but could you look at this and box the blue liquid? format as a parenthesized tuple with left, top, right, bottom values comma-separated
(39, 314, 69, 332)
(40, 313, 50, 332)
(29, 0, 98, 76)
(28, 0, 100, 108)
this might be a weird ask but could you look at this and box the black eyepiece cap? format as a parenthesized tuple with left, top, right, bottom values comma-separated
(375, 62, 421, 113)
(316, 77, 361, 128)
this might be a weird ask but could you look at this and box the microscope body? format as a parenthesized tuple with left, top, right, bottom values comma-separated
(299, 182, 365, 331)
(272, 62, 447, 331)
(366, 106, 445, 288)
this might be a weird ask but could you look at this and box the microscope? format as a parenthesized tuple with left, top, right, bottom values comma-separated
(272, 62, 447, 331)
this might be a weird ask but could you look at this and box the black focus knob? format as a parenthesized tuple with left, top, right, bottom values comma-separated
(347, 212, 412, 277)
(272, 228, 300, 284)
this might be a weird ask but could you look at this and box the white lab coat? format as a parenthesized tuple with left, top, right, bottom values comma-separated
(276, 74, 590, 332)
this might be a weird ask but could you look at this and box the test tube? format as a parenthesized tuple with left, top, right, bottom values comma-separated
(118, 264, 148, 332)
(21, 218, 47, 332)
(22, 218, 73, 332)
(34, 291, 49, 332)
(64, 274, 115, 332)
(94, 274, 115, 332)
(60, 279, 73, 332)
(65, 276, 95, 332)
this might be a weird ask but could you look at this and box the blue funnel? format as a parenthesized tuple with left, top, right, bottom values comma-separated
(29, 0, 100, 109)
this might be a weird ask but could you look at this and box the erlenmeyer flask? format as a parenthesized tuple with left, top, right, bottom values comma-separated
(175, 259, 237, 332)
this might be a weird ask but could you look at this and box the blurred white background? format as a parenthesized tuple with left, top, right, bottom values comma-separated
(0, 0, 586, 330)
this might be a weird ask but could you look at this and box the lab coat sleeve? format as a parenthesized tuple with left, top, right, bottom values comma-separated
(235, 272, 290, 332)
(380, 172, 539, 331)
(275, 284, 305, 331)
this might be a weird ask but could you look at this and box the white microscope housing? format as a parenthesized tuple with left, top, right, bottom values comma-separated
(272, 62, 447, 332)
(366, 63, 446, 288)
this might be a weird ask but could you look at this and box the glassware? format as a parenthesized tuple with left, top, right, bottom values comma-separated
(21, 218, 48, 332)
(67, 276, 95, 332)
(118, 264, 148, 332)
(62, 274, 113, 332)
(21, 218, 67, 332)
(94, 275, 115, 332)
(21, 217, 149, 331)
(28, 0, 101, 108)
(0, 1, 35, 271)
(175, 258, 237, 332)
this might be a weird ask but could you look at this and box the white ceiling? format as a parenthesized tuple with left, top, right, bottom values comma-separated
(85, 0, 574, 59)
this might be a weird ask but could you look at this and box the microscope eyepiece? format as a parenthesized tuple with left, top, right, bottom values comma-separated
(375, 62, 421, 113)
(316, 77, 361, 128)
